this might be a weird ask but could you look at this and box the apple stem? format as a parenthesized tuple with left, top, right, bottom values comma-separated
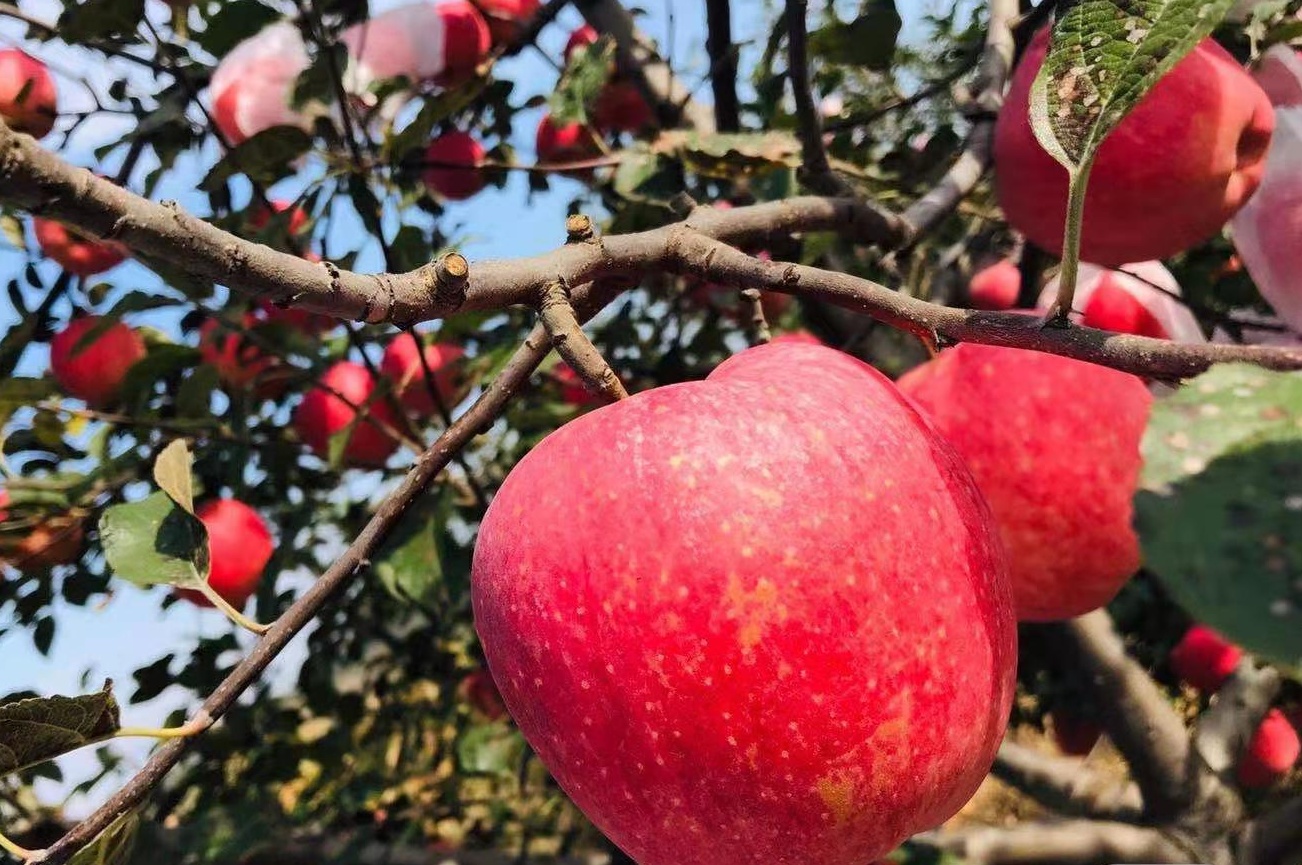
(196, 581, 271, 635)
(116, 710, 214, 741)
(1046, 158, 1095, 327)
(0, 828, 37, 861)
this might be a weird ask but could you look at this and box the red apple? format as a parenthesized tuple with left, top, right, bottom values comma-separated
(563, 24, 600, 64)
(1170, 625, 1244, 692)
(472, 341, 1016, 865)
(0, 496, 85, 571)
(995, 28, 1275, 266)
(33, 218, 127, 277)
(897, 344, 1152, 621)
(1079, 276, 1170, 338)
(968, 260, 1020, 311)
(293, 361, 402, 468)
(436, 1, 492, 86)
(535, 113, 601, 170)
(1050, 713, 1102, 757)
(175, 498, 274, 610)
(768, 331, 824, 347)
(209, 22, 311, 146)
(50, 316, 147, 408)
(474, 0, 540, 45)
(459, 667, 507, 720)
(1237, 708, 1300, 789)
(1039, 261, 1206, 344)
(198, 315, 283, 393)
(550, 363, 603, 407)
(561, 25, 652, 133)
(380, 332, 466, 414)
(1254, 45, 1302, 108)
(257, 298, 336, 335)
(0, 49, 57, 138)
(422, 131, 488, 201)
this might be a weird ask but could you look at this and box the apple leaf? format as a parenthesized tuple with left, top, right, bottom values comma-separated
(654, 130, 801, 179)
(1136, 364, 1302, 675)
(68, 808, 140, 865)
(99, 490, 210, 589)
(550, 35, 616, 125)
(200, 126, 312, 192)
(0, 681, 120, 777)
(152, 439, 196, 515)
(373, 487, 450, 608)
(808, 0, 901, 71)
(456, 722, 524, 776)
(0, 377, 54, 425)
(1029, 0, 1236, 171)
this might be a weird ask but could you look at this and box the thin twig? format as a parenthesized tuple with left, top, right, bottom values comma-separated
(704, 0, 740, 132)
(919, 819, 1187, 865)
(785, 0, 854, 197)
(537, 280, 627, 401)
(992, 740, 1144, 822)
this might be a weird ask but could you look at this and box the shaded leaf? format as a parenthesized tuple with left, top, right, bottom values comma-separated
(373, 487, 450, 608)
(654, 130, 801, 178)
(99, 491, 210, 589)
(0, 377, 54, 425)
(68, 808, 140, 865)
(200, 126, 312, 192)
(196, 0, 283, 57)
(550, 36, 615, 125)
(808, 1, 901, 70)
(0, 682, 120, 776)
(58, 0, 144, 41)
(153, 439, 195, 514)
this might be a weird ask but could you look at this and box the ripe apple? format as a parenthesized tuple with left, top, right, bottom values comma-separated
(897, 344, 1152, 621)
(1238, 708, 1300, 789)
(248, 199, 310, 237)
(210, 22, 311, 146)
(1050, 713, 1102, 757)
(50, 316, 147, 408)
(535, 113, 601, 172)
(0, 49, 57, 138)
(1039, 262, 1205, 343)
(474, 0, 540, 45)
(550, 362, 602, 407)
(380, 332, 466, 414)
(175, 498, 274, 610)
(768, 331, 824, 347)
(436, 1, 492, 86)
(198, 315, 286, 394)
(995, 28, 1275, 266)
(33, 218, 127, 277)
(293, 360, 401, 468)
(459, 667, 507, 720)
(561, 25, 652, 133)
(422, 131, 488, 201)
(472, 341, 1017, 865)
(1170, 625, 1243, 692)
(968, 260, 1020, 311)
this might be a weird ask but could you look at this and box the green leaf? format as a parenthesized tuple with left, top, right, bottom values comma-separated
(455, 722, 523, 775)
(611, 144, 674, 201)
(0, 377, 54, 424)
(99, 491, 210, 589)
(655, 130, 801, 179)
(175, 365, 219, 419)
(1137, 364, 1302, 674)
(68, 809, 140, 865)
(292, 43, 347, 110)
(0, 682, 120, 777)
(550, 36, 616, 125)
(57, 0, 144, 41)
(153, 439, 195, 514)
(196, 1, 283, 57)
(200, 126, 312, 192)
(384, 77, 491, 161)
(373, 488, 449, 608)
(1029, 0, 1236, 170)
(808, 1, 901, 70)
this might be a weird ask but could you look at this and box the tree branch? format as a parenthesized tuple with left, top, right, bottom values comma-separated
(785, 0, 854, 197)
(1194, 660, 1281, 781)
(704, 0, 740, 132)
(921, 819, 1188, 865)
(992, 741, 1143, 823)
(1242, 796, 1302, 865)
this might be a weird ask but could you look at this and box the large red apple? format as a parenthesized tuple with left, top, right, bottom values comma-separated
(50, 316, 147, 408)
(1238, 709, 1300, 789)
(293, 361, 401, 468)
(380, 332, 466, 414)
(1170, 625, 1243, 692)
(0, 49, 57, 138)
(967, 260, 1020, 311)
(175, 498, 274, 610)
(436, 1, 492, 86)
(474, 0, 540, 45)
(897, 344, 1152, 621)
(210, 22, 311, 146)
(422, 131, 488, 201)
(473, 341, 1017, 865)
(34, 218, 127, 277)
(995, 28, 1275, 266)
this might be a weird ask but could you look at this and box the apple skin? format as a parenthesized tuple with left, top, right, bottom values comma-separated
(897, 344, 1152, 621)
(1237, 709, 1300, 789)
(1254, 45, 1302, 108)
(472, 342, 1016, 865)
(33, 218, 127, 277)
(436, 1, 492, 86)
(475, 0, 540, 45)
(995, 28, 1275, 266)
(968, 260, 1020, 311)
(1170, 625, 1243, 692)
(50, 316, 147, 408)
(1079, 275, 1170, 338)
(199, 315, 277, 390)
(551, 363, 601, 408)
(0, 49, 57, 138)
(422, 132, 488, 201)
(209, 22, 311, 146)
(293, 360, 401, 468)
(380, 333, 466, 414)
(768, 331, 824, 347)
(175, 498, 274, 610)
(535, 113, 601, 171)
(1050, 713, 1102, 757)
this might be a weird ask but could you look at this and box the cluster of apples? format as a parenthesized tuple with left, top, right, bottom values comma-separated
(1169, 625, 1301, 789)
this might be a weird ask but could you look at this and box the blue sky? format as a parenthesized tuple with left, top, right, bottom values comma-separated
(0, 0, 959, 816)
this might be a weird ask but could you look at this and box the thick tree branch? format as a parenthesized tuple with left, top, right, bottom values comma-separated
(992, 741, 1143, 822)
(572, 0, 715, 132)
(1242, 796, 1302, 865)
(1194, 660, 1281, 781)
(704, 0, 740, 132)
(922, 820, 1188, 865)
(786, 0, 854, 197)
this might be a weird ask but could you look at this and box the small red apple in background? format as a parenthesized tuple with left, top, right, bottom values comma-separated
(0, 494, 86, 571)
(210, 22, 311, 146)
(33, 218, 127, 277)
(380, 333, 466, 414)
(248, 199, 310, 237)
(198, 315, 290, 396)
(258, 298, 336, 335)
(1050, 713, 1102, 757)
(50, 316, 147, 408)
(1254, 44, 1302, 108)
(458, 667, 507, 720)
(995, 28, 1275, 266)
(535, 113, 601, 171)
(967, 260, 1020, 311)
(0, 49, 57, 138)
(422, 131, 488, 201)
(293, 361, 402, 468)
(898, 344, 1152, 621)
(474, 0, 540, 45)
(435, 0, 492, 86)
(768, 331, 824, 347)
(473, 341, 1016, 865)
(1039, 262, 1205, 344)
(549, 362, 612, 408)
(1237, 709, 1301, 789)
(174, 498, 274, 610)
(1170, 625, 1244, 692)
(561, 25, 652, 133)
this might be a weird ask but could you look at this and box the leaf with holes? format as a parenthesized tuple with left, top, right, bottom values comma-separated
(1137, 364, 1302, 674)
(0, 682, 120, 777)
